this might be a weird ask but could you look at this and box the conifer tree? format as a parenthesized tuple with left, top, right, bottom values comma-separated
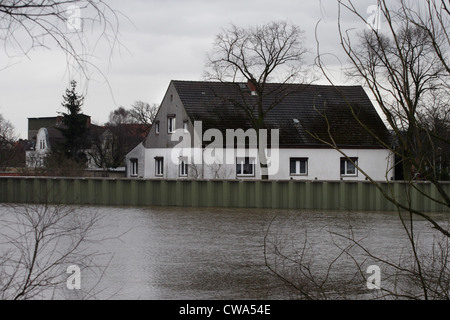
(58, 80, 89, 162)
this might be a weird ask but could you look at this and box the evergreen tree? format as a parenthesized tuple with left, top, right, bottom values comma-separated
(58, 80, 89, 162)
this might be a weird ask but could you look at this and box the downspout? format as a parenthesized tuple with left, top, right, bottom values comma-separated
(202, 148, 205, 179)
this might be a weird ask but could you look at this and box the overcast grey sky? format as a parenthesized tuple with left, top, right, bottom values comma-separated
(0, 0, 376, 139)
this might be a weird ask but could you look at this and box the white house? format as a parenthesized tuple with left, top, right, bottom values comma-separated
(26, 117, 117, 172)
(125, 80, 394, 181)
(26, 126, 64, 168)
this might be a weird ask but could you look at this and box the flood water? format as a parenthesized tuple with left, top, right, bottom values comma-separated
(1, 205, 448, 300)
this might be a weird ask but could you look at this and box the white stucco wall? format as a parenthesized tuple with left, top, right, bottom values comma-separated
(135, 147, 394, 181)
(26, 128, 50, 168)
(275, 148, 394, 181)
(125, 142, 146, 178)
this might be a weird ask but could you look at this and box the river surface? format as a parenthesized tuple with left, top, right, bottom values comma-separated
(1, 205, 448, 300)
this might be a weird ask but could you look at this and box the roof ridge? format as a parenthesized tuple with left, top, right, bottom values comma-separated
(171, 79, 364, 89)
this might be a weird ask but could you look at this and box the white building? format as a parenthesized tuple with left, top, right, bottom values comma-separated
(26, 126, 64, 168)
(126, 80, 394, 181)
(26, 117, 115, 171)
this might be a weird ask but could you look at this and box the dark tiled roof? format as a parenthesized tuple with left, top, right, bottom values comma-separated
(46, 126, 66, 148)
(28, 117, 58, 131)
(115, 123, 151, 140)
(173, 80, 391, 148)
(45, 124, 108, 149)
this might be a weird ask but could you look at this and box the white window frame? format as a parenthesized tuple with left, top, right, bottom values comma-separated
(341, 157, 358, 177)
(236, 157, 255, 177)
(155, 121, 160, 134)
(155, 157, 164, 176)
(179, 158, 188, 177)
(290, 158, 308, 176)
(167, 116, 176, 134)
(130, 158, 138, 177)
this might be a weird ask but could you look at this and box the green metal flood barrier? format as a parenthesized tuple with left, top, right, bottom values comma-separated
(0, 177, 449, 212)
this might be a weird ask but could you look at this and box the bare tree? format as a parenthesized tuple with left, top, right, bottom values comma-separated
(0, 0, 121, 77)
(208, 163, 232, 180)
(0, 202, 106, 300)
(129, 101, 158, 130)
(314, 0, 450, 233)
(0, 114, 18, 170)
(99, 103, 156, 170)
(263, 211, 450, 300)
(329, 215, 450, 300)
(43, 149, 87, 177)
(188, 163, 203, 180)
(89, 122, 147, 173)
(108, 102, 158, 129)
(0, 1, 122, 300)
(263, 214, 357, 300)
(88, 128, 116, 174)
(262, 0, 450, 301)
(263, 0, 450, 300)
(107, 106, 135, 126)
(205, 20, 312, 179)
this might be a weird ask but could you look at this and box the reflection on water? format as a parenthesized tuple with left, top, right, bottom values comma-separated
(1, 205, 448, 300)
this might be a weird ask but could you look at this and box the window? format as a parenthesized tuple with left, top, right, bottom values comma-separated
(179, 158, 188, 177)
(168, 116, 176, 134)
(40, 139, 46, 150)
(155, 157, 164, 176)
(183, 121, 189, 133)
(155, 121, 160, 134)
(341, 157, 358, 176)
(236, 157, 255, 177)
(130, 158, 138, 177)
(290, 158, 308, 176)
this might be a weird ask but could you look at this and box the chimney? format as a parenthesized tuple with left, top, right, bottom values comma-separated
(247, 79, 258, 96)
